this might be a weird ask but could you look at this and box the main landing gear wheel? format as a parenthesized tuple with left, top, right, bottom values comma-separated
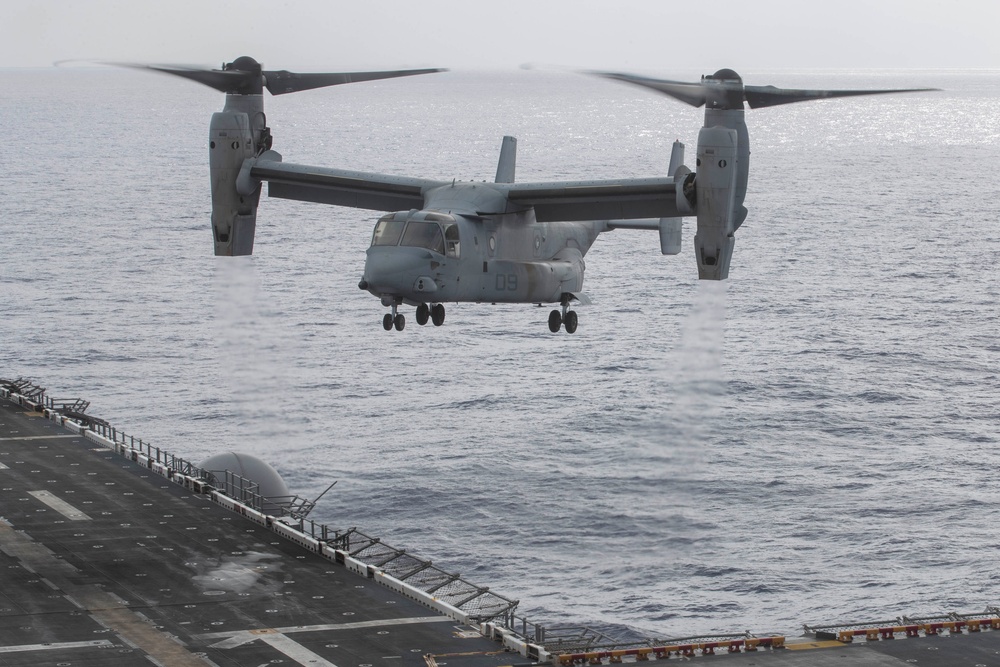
(564, 310, 578, 334)
(548, 310, 562, 333)
(548, 298, 579, 333)
(431, 303, 446, 326)
(416, 303, 429, 326)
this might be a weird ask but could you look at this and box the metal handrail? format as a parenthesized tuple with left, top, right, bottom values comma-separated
(82, 409, 521, 626)
(3, 378, 632, 652)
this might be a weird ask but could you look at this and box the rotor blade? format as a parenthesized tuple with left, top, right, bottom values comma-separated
(590, 71, 709, 107)
(743, 84, 940, 109)
(264, 68, 446, 95)
(109, 62, 258, 94)
(594, 68, 941, 111)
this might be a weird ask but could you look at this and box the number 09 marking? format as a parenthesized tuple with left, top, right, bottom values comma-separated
(495, 274, 518, 291)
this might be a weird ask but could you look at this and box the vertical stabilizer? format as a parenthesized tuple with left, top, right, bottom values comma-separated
(667, 139, 684, 176)
(658, 140, 685, 255)
(495, 136, 517, 183)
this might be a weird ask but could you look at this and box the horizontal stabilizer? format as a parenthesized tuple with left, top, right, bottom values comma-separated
(604, 218, 682, 255)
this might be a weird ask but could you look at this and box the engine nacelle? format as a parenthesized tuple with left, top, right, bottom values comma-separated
(209, 110, 260, 255)
(694, 126, 738, 280)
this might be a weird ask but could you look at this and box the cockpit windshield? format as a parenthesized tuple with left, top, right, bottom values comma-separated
(371, 216, 405, 246)
(401, 221, 444, 254)
(370, 213, 460, 258)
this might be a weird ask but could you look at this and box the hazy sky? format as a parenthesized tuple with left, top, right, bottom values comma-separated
(1, 0, 997, 71)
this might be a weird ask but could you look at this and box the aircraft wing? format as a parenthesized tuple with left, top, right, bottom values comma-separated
(249, 158, 686, 220)
(251, 159, 447, 212)
(499, 177, 682, 222)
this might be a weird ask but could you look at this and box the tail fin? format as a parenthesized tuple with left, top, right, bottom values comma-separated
(495, 136, 517, 183)
(657, 140, 686, 255)
(667, 139, 684, 176)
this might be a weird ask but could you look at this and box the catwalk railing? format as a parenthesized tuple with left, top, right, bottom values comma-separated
(82, 413, 522, 627)
(2, 378, 644, 655)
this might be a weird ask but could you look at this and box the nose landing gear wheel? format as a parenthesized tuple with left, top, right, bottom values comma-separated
(431, 304, 446, 326)
(384, 300, 404, 331)
(564, 310, 578, 334)
(416, 303, 429, 326)
(548, 310, 562, 333)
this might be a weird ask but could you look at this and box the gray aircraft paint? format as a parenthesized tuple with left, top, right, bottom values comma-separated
(118, 58, 935, 332)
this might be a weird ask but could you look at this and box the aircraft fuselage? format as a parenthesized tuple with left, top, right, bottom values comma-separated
(360, 182, 602, 308)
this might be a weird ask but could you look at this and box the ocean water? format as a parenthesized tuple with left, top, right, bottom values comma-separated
(2, 66, 999, 640)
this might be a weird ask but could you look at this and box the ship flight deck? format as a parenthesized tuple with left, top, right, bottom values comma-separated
(2, 382, 1000, 666)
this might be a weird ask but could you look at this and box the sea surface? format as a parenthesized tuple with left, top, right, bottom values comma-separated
(1, 66, 999, 640)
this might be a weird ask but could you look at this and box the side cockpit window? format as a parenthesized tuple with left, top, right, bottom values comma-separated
(444, 223, 460, 258)
(372, 216, 405, 246)
(401, 221, 445, 255)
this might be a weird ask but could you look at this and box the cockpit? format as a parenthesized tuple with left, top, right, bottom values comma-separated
(371, 211, 460, 258)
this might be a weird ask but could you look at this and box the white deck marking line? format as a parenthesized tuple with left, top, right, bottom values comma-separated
(27, 490, 92, 521)
(203, 616, 452, 646)
(0, 462, 8, 469)
(273, 616, 453, 635)
(260, 632, 339, 667)
(0, 435, 79, 441)
(0, 639, 114, 653)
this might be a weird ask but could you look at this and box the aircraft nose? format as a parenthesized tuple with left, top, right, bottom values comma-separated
(362, 248, 430, 295)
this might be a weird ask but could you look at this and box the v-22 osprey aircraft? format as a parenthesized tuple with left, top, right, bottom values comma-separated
(128, 58, 933, 332)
